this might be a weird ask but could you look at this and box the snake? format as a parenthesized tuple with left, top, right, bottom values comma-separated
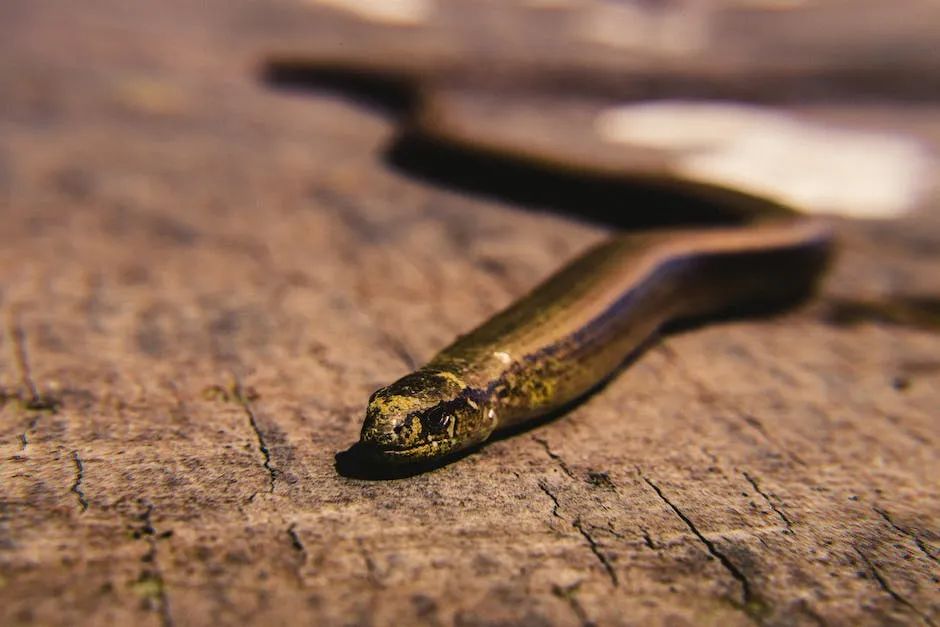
(348, 86, 835, 467)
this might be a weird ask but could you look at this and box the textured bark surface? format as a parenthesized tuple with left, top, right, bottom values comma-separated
(1, 1, 939, 626)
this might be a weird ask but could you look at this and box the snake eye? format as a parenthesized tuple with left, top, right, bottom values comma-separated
(424, 406, 453, 434)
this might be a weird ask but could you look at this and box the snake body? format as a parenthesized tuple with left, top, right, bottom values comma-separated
(323, 68, 839, 466)
(359, 207, 831, 464)
(257, 64, 838, 466)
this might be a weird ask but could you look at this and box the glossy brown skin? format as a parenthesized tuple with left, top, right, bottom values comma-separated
(358, 219, 833, 464)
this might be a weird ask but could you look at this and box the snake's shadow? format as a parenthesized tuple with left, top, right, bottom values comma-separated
(263, 60, 823, 480)
(263, 59, 749, 231)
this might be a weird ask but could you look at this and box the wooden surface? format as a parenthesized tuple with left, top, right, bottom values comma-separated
(1, 1, 939, 626)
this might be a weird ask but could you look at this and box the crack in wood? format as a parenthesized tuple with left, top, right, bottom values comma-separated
(286, 522, 308, 584)
(873, 507, 938, 564)
(642, 474, 763, 622)
(591, 521, 626, 541)
(853, 545, 936, 627)
(7, 315, 40, 406)
(19, 415, 39, 450)
(357, 538, 382, 588)
(538, 480, 618, 586)
(552, 581, 595, 627)
(533, 436, 576, 479)
(5, 315, 57, 412)
(573, 517, 619, 587)
(232, 379, 278, 493)
(287, 523, 306, 554)
(740, 414, 806, 467)
(134, 502, 174, 627)
(70, 450, 89, 512)
(743, 472, 793, 533)
(537, 480, 562, 519)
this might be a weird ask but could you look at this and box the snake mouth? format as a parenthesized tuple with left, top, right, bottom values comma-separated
(357, 438, 457, 465)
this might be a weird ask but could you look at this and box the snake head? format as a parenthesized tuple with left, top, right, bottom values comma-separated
(359, 369, 494, 464)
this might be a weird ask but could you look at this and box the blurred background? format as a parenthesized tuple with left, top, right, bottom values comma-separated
(1, 1, 938, 626)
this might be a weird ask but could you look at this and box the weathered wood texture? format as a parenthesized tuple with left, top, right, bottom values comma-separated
(1, 1, 938, 626)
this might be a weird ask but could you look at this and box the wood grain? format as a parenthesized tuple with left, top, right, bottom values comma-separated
(1, 1, 938, 625)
